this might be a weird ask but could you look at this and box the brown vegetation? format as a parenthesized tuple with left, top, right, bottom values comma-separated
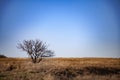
(0, 58, 120, 80)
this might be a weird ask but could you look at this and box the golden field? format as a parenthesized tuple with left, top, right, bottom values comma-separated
(0, 58, 120, 80)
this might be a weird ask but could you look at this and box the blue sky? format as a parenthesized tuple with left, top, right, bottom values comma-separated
(0, 0, 120, 57)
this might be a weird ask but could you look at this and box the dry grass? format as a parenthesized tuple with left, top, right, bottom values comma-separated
(0, 58, 120, 80)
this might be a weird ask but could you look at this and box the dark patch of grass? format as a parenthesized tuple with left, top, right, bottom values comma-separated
(0, 74, 6, 77)
(51, 67, 120, 80)
(84, 66, 120, 75)
(6, 64, 17, 71)
(53, 68, 76, 77)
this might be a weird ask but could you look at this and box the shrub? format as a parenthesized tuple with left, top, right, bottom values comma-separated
(0, 54, 7, 58)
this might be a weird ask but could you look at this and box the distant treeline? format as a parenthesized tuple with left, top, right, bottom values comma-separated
(0, 54, 7, 58)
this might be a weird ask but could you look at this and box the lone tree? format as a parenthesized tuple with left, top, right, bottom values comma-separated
(17, 39, 54, 63)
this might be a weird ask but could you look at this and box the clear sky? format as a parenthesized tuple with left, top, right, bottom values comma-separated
(0, 0, 120, 57)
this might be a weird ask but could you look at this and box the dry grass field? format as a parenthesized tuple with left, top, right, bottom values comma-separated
(0, 58, 120, 80)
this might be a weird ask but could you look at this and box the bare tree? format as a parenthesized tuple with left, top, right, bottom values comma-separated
(17, 39, 54, 63)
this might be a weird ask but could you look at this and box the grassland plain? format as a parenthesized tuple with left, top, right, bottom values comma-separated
(0, 58, 120, 80)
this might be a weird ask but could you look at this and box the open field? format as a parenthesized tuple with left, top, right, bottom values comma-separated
(0, 58, 120, 80)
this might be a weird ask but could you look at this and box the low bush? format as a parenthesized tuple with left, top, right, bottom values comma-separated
(0, 54, 7, 58)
